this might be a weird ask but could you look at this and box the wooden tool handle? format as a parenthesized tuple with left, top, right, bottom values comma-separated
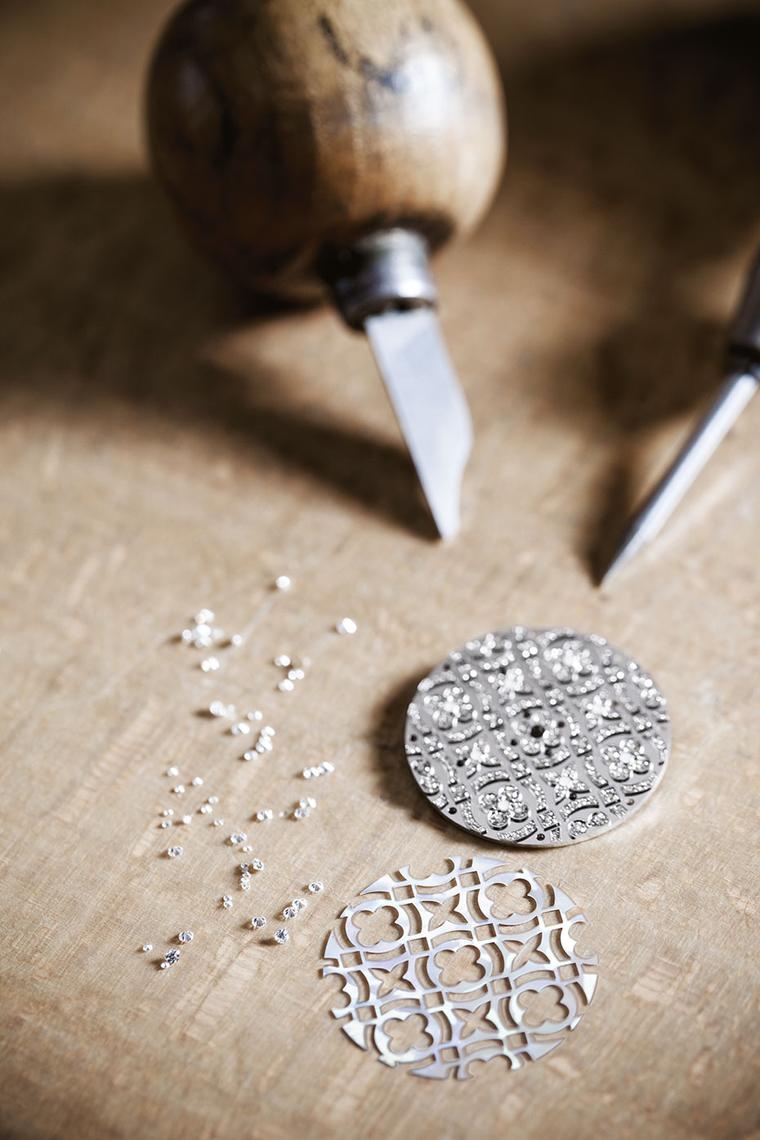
(147, 0, 506, 299)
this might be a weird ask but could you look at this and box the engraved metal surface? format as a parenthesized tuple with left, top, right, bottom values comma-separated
(405, 627, 670, 846)
(323, 857, 598, 1080)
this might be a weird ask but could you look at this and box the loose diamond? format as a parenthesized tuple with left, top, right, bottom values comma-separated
(160, 820, 171, 829)
(231, 722, 251, 736)
(274, 927, 289, 944)
(212, 818, 224, 827)
(278, 679, 295, 692)
(166, 766, 179, 777)
(230, 633, 244, 647)
(292, 898, 307, 911)
(178, 931, 194, 943)
(195, 609, 215, 625)
(209, 700, 233, 717)
(243, 750, 256, 762)
(142, 943, 153, 953)
(282, 905, 298, 920)
(274, 576, 292, 591)
(274, 654, 291, 669)
(307, 881, 324, 894)
(162, 949, 181, 968)
(250, 858, 264, 872)
(251, 915, 267, 929)
(246, 709, 263, 722)
(191, 776, 204, 787)
(222, 895, 233, 909)
(167, 845, 183, 858)
(228, 832, 247, 845)
(199, 803, 212, 814)
(161, 809, 174, 817)
(256, 809, 273, 822)
(208, 795, 219, 805)
(261, 726, 276, 738)
(336, 617, 357, 636)
(181, 815, 192, 825)
(172, 785, 185, 795)
(201, 656, 221, 672)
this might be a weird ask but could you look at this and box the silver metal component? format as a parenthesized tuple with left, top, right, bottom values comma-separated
(602, 250, 760, 583)
(366, 308, 472, 539)
(405, 627, 670, 847)
(323, 857, 598, 1080)
(327, 229, 437, 330)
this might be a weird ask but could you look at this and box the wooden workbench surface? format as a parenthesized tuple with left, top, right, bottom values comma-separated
(0, 2, 758, 1138)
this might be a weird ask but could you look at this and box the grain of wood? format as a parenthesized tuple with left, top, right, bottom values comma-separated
(0, 1, 758, 1138)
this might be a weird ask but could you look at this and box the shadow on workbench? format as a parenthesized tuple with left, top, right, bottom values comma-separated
(0, 174, 433, 537)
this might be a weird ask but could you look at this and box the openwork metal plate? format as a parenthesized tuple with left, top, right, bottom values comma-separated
(323, 857, 598, 1079)
(405, 627, 670, 846)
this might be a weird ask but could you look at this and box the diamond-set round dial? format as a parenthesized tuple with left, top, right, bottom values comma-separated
(405, 627, 670, 846)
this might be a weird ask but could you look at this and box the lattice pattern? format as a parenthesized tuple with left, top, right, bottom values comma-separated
(323, 857, 598, 1080)
(405, 627, 670, 845)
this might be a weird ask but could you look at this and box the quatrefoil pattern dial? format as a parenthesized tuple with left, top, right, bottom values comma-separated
(405, 627, 670, 846)
(323, 858, 598, 1080)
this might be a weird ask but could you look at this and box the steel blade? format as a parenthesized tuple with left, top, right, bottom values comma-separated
(365, 308, 472, 539)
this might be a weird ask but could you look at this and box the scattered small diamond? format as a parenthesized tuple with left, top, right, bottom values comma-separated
(274, 927, 289, 944)
(250, 858, 264, 871)
(222, 895, 233, 909)
(278, 679, 295, 692)
(228, 832, 247, 845)
(201, 656, 221, 672)
(262, 726, 276, 737)
(142, 943, 153, 953)
(209, 700, 234, 718)
(172, 785, 185, 795)
(302, 762, 334, 779)
(191, 776, 204, 787)
(288, 668, 305, 681)
(240, 875, 251, 891)
(212, 818, 224, 827)
(246, 709, 263, 722)
(208, 796, 219, 805)
(167, 845, 184, 858)
(292, 898, 307, 911)
(251, 915, 267, 929)
(242, 845, 253, 853)
(282, 905, 298, 920)
(336, 617, 358, 636)
(274, 654, 291, 668)
(308, 881, 324, 894)
(256, 809, 274, 822)
(231, 721, 251, 736)
(160, 820, 171, 829)
(195, 609, 215, 625)
(199, 803, 212, 814)
(161, 809, 174, 817)
(161, 949, 181, 968)
(166, 766, 179, 777)
(181, 815, 192, 825)
(274, 576, 292, 592)
(243, 750, 256, 762)
(178, 931, 194, 943)
(230, 634, 244, 647)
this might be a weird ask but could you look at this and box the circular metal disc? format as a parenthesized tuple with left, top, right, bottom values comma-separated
(323, 857, 598, 1080)
(405, 627, 670, 846)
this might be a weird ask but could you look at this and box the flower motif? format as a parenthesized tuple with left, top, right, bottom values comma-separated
(544, 641, 595, 683)
(423, 686, 475, 731)
(435, 944, 484, 986)
(602, 739, 651, 781)
(351, 907, 401, 947)
(518, 985, 568, 1028)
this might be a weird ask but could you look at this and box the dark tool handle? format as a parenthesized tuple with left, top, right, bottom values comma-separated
(729, 250, 760, 364)
(146, 0, 506, 301)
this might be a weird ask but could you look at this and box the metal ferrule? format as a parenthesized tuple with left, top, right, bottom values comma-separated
(323, 229, 437, 329)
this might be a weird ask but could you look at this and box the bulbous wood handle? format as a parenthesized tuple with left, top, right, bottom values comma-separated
(146, 0, 506, 298)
